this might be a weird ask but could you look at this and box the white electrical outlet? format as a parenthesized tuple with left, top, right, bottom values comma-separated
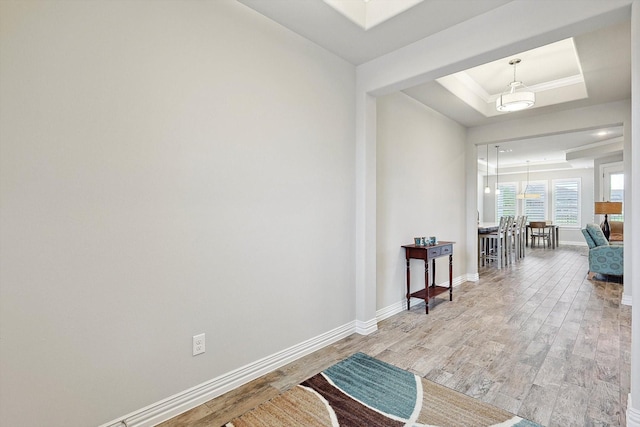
(193, 333, 205, 356)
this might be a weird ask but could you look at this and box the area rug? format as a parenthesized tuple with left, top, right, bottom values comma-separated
(224, 352, 541, 426)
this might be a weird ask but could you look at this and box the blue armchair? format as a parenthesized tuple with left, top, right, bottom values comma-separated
(581, 223, 623, 278)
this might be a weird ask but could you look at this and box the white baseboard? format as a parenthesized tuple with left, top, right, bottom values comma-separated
(355, 317, 378, 335)
(451, 274, 468, 287)
(99, 321, 357, 427)
(559, 240, 588, 246)
(375, 274, 468, 322)
(100, 273, 471, 427)
(628, 394, 640, 427)
(622, 293, 633, 306)
(376, 300, 405, 322)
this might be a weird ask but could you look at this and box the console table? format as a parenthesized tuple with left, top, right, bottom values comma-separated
(401, 241, 454, 314)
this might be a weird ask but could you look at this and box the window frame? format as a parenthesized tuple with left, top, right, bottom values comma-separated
(600, 162, 624, 221)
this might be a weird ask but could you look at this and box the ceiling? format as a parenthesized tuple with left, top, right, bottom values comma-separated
(236, 0, 631, 171)
(403, 20, 631, 128)
(478, 126, 624, 176)
(236, 0, 512, 65)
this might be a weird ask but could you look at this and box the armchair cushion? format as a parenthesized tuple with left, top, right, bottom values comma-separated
(586, 223, 609, 247)
(581, 229, 596, 249)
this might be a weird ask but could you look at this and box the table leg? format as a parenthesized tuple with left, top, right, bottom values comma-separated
(449, 254, 453, 301)
(406, 258, 411, 311)
(432, 258, 436, 287)
(425, 259, 429, 314)
(526, 226, 529, 247)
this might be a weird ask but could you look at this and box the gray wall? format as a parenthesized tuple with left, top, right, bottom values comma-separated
(376, 93, 467, 310)
(0, 1, 356, 426)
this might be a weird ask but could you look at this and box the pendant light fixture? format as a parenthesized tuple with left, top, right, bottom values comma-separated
(495, 145, 500, 195)
(484, 144, 491, 194)
(496, 58, 535, 112)
(517, 160, 541, 199)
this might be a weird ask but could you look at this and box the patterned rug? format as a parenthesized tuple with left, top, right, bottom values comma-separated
(224, 352, 541, 426)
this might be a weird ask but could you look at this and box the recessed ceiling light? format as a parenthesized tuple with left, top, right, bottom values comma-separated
(597, 131, 608, 137)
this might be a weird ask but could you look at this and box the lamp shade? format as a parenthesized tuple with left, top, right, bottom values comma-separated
(495, 59, 535, 112)
(516, 192, 541, 199)
(594, 201, 622, 215)
(496, 90, 535, 112)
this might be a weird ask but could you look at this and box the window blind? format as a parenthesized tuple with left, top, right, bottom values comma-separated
(553, 179, 580, 226)
(523, 181, 546, 221)
(496, 182, 517, 219)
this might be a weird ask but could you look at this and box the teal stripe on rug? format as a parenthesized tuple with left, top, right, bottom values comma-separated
(323, 352, 417, 419)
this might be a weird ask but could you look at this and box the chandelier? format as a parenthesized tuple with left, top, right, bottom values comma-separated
(496, 58, 535, 112)
(516, 161, 541, 199)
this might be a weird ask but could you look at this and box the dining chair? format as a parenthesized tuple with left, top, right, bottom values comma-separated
(480, 216, 509, 268)
(504, 216, 515, 265)
(511, 215, 524, 260)
(530, 221, 550, 248)
(517, 215, 527, 258)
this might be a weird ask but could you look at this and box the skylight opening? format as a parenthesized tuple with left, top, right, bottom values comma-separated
(323, 0, 424, 30)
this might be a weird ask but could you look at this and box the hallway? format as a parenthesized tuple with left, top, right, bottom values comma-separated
(161, 245, 630, 426)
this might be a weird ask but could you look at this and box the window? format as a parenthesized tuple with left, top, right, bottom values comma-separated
(553, 179, 580, 226)
(522, 181, 546, 221)
(489, 174, 587, 227)
(602, 162, 623, 221)
(496, 182, 517, 219)
(609, 173, 624, 221)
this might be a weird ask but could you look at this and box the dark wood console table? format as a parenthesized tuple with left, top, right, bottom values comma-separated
(401, 241, 454, 314)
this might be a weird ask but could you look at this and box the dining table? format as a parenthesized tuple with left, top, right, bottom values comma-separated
(477, 222, 499, 234)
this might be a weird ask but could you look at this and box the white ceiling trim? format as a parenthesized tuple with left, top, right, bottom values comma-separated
(432, 36, 589, 119)
(436, 76, 589, 119)
(527, 74, 585, 94)
(564, 136, 623, 154)
(436, 74, 588, 119)
(564, 136, 624, 161)
(439, 72, 586, 105)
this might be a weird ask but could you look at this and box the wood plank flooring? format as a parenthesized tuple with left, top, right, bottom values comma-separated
(159, 245, 630, 427)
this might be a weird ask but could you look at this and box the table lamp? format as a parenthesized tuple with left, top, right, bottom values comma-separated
(594, 201, 622, 240)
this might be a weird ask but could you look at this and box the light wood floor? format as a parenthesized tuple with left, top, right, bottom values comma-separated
(159, 245, 631, 427)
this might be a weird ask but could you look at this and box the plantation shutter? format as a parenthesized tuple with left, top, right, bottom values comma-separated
(523, 182, 546, 221)
(553, 179, 580, 226)
(496, 182, 517, 219)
